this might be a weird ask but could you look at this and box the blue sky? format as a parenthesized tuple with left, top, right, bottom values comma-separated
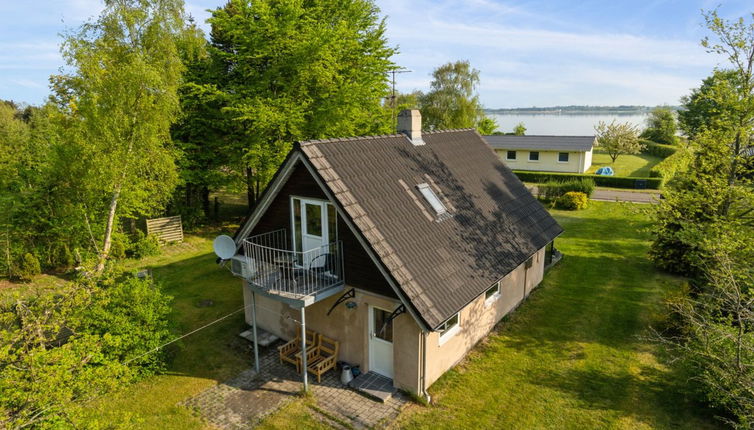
(0, 0, 749, 107)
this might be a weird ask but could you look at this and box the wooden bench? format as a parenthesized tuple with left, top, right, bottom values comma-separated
(303, 334, 340, 383)
(278, 327, 318, 373)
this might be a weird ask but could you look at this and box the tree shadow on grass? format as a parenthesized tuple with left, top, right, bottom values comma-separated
(140, 250, 254, 383)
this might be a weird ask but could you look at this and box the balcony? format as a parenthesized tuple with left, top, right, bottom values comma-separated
(238, 229, 345, 306)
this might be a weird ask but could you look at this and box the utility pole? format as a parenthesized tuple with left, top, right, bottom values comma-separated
(387, 68, 412, 130)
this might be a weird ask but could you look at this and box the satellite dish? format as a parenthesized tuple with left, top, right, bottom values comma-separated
(213, 235, 236, 260)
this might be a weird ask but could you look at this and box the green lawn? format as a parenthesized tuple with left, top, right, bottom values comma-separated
(587, 150, 663, 177)
(61, 201, 718, 428)
(79, 234, 252, 429)
(395, 202, 717, 429)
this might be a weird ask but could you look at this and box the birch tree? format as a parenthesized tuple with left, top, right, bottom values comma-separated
(54, 0, 198, 272)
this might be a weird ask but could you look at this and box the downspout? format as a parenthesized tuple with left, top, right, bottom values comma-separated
(420, 330, 431, 403)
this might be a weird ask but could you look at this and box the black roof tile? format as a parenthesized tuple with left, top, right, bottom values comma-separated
(298, 129, 563, 329)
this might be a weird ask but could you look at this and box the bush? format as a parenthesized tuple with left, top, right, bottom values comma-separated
(555, 192, 588, 210)
(513, 170, 663, 190)
(642, 140, 679, 158)
(649, 147, 693, 185)
(0, 272, 173, 427)
(109, 232, 130, 260)
(16, 253, 41, 282)
(129, 231, 161, 259)
(538, 178, 595, 200)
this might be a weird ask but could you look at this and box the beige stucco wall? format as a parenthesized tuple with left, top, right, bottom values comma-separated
(242, 245, 549, 394)
(423, 246, 546, 387)
(242, 283, 423, 392)
(496, 149, 592, 173)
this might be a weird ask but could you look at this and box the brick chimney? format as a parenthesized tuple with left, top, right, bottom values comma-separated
(397, 109, 424, 146)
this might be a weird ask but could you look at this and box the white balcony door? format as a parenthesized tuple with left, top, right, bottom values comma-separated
(292, 198, 331, 268)
(368, 306, 394, 378)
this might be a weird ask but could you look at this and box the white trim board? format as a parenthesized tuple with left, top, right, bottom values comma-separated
(232, 148, 430, 332)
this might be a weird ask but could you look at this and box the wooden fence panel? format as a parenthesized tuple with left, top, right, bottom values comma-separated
(146, 216, 184, 244)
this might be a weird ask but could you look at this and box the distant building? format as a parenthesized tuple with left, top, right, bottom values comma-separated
(483, 135, 596, 173)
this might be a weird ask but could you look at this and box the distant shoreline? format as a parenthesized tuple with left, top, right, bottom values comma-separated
(485, 105, 678, 115)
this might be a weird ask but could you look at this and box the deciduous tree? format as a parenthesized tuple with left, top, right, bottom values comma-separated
(594, 120, 644, 163)
(419, 60, 496, 133)
(205, 0, 396, 209)
(54, 0, 199, 272)
(641, 106, 678, 145)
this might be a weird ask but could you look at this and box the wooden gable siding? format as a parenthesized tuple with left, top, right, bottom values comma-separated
(250, 162, 326, 236)
(249, 161, 396, 299)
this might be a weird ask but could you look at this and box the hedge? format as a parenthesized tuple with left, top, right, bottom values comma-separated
(513, 170, 663, 190)
(649, 147, 693, 183)
(641, 140, 678, 158)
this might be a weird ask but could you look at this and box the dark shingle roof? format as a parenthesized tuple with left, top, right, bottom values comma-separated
(483, 135, 595, 152)
(299, 129, 562, 329)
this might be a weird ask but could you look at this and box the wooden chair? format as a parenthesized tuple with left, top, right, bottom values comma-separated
(278, 327, 318, 373)
(303, 334, 340, 383)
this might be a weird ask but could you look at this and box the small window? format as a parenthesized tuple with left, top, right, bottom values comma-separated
(506, 150, 516, 160)
(558, 152, 569, 162)
(438, 313, 460, 344)
(529, 151, 539, 161)
(485, 282, 501, 302)
(417, 183, 447, 215)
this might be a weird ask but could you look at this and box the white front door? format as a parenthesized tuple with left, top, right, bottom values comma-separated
(368, 305, 394, 378)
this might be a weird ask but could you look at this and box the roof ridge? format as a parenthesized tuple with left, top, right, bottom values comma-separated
(300, 128, 479, 146)
(299, 133, 407, 146)
(423, 128, 476, 134)
(484, 134, 596, 138)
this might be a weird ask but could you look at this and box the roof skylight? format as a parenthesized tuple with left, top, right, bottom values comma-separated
(417, 183, 447, 215)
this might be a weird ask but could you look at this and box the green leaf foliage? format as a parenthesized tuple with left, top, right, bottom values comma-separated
(0, 273, 173, 428)
(594, 120, 645, 163)
(196, 0, 396, 206)
(640, 107, 679, 145)
(555, 191, 588, 210)
(419, 60, 489, 131)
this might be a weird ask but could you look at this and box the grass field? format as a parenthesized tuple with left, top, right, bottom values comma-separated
(13, 201, 717, 428)
(394, 202, 717, 429)
(587, 150, 663, 177)
(79, 233, 252, 429)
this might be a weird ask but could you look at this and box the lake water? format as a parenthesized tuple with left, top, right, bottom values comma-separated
(487, 113, 648, 136)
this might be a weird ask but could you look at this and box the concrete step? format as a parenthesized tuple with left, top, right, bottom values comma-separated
(348, 371, 396, 403)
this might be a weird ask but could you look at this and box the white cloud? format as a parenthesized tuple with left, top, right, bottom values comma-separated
(379, 0, 721, 106)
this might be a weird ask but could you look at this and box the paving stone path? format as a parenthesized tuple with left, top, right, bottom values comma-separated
(180, 344, 408, 429)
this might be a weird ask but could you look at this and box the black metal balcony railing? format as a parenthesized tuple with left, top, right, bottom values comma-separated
(241, 229, 344, 299)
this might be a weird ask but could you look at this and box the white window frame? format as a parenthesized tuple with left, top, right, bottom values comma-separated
(528, 151, 540, 162)
(417, 183, 448, 215)
(484, 281, 501, 306)
(506, 150, 517, 161)
(438, 313, 460, 345)
(289, 196, 337, 255)
(557, 152, 569, 163)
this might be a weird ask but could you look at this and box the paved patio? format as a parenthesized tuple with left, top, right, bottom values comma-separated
(180, 342, 408, 429)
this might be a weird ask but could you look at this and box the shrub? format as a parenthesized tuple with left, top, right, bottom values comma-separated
(513, 170, 663, 190)
(109, 232, 129, 260)
(642, 140, 678, 158)
(0, 273, 173, 428)
(649, 147, 693, 185)
(538, 178, 595, 200)
(555, 192, 588, 210)
(129, 231, 161, 259)
(16, 253, 41, 282)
